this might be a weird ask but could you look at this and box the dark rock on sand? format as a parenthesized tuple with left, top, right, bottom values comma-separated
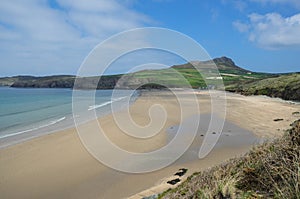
(167, 178, 181, 185)
(274, 118, 284, 122)
(174, 168, 188, 177)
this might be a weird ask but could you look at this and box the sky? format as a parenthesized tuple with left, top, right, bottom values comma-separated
(0, 0, 300, 76)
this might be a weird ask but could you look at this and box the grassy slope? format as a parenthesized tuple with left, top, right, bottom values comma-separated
(226, 73, 300, 101)
(160, 120, 300, 199)
(123, 62, 275, 89)
(122, 68, 207, 88)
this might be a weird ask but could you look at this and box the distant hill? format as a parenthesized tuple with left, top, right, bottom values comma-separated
(0, 75, 122, 90)
(115, 56, 268, 89)
(172, 56, 250, 73)
(5, 75, 76, 88)
(1, 56, 299, 100)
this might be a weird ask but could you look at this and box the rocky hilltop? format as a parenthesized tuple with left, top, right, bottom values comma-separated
(171, 56, 250, 73)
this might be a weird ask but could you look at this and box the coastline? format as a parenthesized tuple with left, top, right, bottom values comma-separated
(0, 90, 299, 199)
(0, 117, 75, 149)
(0, 88, 139, 149)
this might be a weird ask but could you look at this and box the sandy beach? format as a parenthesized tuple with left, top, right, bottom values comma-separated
(0, 90, 299, 199)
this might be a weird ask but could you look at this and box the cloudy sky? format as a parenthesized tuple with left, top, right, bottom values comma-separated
(0, 0, 300, 76)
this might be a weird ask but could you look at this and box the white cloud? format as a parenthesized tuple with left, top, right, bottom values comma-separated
(234, 12, 300, 49)
(56, 0, 152, 37)
(224, 0, 300, 13)
(233, 21, 250, 32)
(0, 0, 152, 76)
(0, 0, 79, 42)
(210, 8, 219, 21)
(250, 0, 300, 8)
(234, 0, 248, 12)
(221, 0, 248, 12)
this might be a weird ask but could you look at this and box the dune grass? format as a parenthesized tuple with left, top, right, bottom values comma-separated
(159, 119, 300, 199)
(226, 73, 300, 101)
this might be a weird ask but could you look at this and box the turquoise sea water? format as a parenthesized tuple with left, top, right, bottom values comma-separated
(0, 87, 136, 145)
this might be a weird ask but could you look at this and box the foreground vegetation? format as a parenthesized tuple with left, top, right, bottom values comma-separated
(159, 120, 300, 199)
(226, 73, 300, 101)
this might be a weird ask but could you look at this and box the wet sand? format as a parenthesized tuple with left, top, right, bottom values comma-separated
(0, 90, 299, 199)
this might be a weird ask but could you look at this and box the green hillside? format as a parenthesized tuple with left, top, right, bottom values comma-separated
(117, 56, 275, 89)
(0, 56, 271, 89)
(226, 73, 300, 101)
(1, 56, 299, 100)
(117, 68, 206, 89)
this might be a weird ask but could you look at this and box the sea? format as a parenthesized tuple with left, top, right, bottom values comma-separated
(0, 87, 137, 148)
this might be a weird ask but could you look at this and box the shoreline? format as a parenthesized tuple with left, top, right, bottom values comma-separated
(0, 89, 298, 150)
(0, 89, 140, 149)
(1, 90, 299, 199)
(0, 117, 75, 149)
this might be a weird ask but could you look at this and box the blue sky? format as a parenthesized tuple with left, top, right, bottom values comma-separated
(0, 0, 300, 76)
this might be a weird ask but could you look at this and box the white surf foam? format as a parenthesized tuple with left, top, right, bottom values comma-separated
(88, 96, 127, 111)
(0, 117, 66, 139)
